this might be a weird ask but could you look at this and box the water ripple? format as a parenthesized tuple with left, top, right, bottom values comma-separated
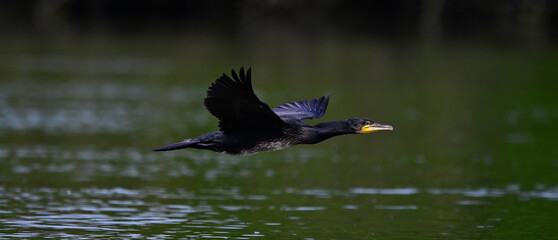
(0, 187, 260, 239)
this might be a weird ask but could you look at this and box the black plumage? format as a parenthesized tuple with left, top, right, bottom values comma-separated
(153, 67, 393, 155)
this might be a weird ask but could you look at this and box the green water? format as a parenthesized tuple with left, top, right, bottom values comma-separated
(1, 36, 557, 239)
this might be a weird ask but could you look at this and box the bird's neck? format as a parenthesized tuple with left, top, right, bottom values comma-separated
(313, 120, 352, 141)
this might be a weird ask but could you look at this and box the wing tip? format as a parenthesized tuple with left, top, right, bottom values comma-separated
(229, 66, 253, 87)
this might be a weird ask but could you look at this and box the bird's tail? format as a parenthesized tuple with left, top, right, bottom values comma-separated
(152, 139, 196, 151)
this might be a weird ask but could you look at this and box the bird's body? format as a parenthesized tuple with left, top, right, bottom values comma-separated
(153, 67, 393, 155)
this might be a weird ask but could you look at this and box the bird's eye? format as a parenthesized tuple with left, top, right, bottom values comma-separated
(364, 121, 371, 125)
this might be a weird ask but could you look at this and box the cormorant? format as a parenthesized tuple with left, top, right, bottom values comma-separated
(153, 67, 393, 155)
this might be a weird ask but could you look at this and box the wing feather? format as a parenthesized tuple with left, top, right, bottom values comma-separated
(203, 67, 285, 132)
(272, 95, 330, 120)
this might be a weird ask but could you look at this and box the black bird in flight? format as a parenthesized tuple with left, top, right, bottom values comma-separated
(153, 67, 393, 155)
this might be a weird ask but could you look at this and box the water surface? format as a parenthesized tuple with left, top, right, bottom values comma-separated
(1, 37, 557, 239)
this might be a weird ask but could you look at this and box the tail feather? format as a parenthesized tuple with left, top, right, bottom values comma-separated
(152, 139, 195, 151)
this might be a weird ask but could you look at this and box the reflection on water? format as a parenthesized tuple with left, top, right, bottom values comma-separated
(1, 183, 557, 238)
(1, 187, 259, 238)
(0, 81, 205, 134)
(15, 55, 170, 75)
(1, 44, 558, 239)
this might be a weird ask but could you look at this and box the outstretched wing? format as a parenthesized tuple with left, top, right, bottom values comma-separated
(272, 95, 329, 120)
(204, 67, 286, 132)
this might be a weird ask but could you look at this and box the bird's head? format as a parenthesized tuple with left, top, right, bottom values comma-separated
(346, 118, 393, 134)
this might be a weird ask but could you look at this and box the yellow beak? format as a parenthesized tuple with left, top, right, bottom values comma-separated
(361, 123, 393, 133)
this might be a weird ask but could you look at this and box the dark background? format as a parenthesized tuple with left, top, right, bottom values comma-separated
(1, 0, 556, 47)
